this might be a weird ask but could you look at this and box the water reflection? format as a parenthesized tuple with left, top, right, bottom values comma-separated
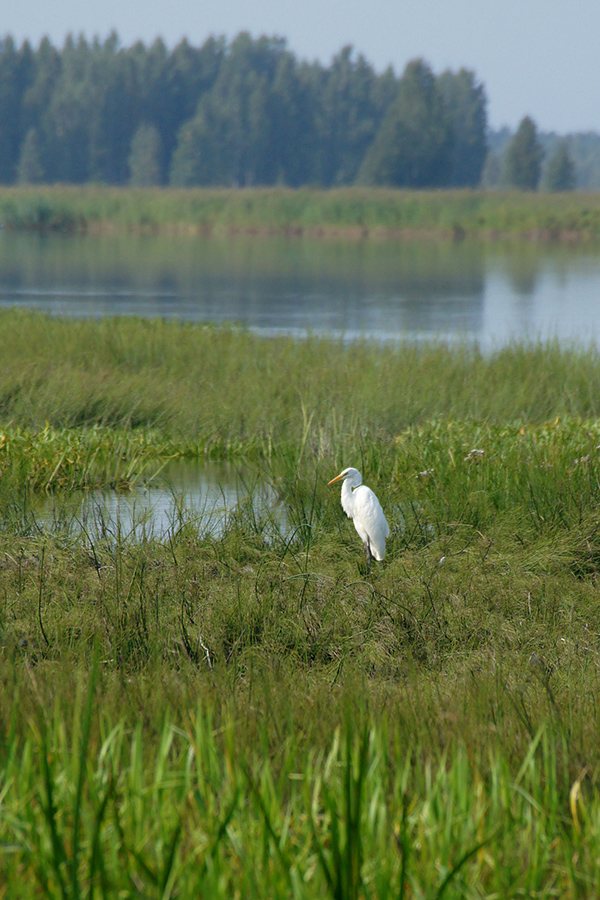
(0, 232, 486, 341)
(1, 231, 600, 346)
(34, 460, 284, 541)
(504, 248, 539, 297)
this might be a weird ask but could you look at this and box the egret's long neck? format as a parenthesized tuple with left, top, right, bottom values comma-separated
(340, 478, 356, 518)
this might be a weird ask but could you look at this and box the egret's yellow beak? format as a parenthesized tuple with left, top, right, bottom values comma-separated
(327, 473, 344, 485)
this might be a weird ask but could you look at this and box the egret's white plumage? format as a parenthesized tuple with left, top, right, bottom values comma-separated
(328, 467, 390, 569)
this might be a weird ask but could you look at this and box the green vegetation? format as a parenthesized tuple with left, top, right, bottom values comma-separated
(0, 34, 486, 189)
(503, 116, 545, 191)
(2, 184, 600, 238)
(358, 60, 456, 188)
(128, 123, 163, 187)
(483, 130, 600, 193)
(4, 31, 600, 193)
(543, 140, 577, 193)
(3, 311, 600, 895)
(5, 310, 600, 438)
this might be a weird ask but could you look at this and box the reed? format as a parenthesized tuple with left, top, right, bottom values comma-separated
(1, 185, 600, 239)
(1, 688, 599, 898)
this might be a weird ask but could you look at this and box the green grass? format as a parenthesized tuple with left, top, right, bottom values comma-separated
(1, 185, 600, 239)
(3, 309, 600, 443)
(3, 696, 599, 898)
(3, 312, 600, 895)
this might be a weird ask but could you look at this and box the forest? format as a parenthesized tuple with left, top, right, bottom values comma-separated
(0, 32, 487, 190)
(1, 31, 600, 193)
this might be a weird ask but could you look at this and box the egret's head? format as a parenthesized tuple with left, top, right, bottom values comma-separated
(328, 467, 362, 487)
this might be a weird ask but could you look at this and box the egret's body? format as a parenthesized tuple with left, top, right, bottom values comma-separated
(328, 467, 390, 570)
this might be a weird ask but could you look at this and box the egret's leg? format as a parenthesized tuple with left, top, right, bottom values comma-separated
(365, 542, 372, 574)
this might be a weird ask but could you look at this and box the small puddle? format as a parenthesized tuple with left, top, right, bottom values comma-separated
(32, 460, 286, 541)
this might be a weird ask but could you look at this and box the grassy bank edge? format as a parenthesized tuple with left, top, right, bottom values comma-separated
(1, 185, 600, 240)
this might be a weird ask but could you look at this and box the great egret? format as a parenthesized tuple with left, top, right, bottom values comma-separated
(328, 467, 390, 571)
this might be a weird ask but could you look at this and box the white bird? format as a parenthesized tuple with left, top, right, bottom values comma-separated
(328, 467, 390, 572)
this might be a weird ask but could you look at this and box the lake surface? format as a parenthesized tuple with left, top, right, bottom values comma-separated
(1, 231, 600, 347)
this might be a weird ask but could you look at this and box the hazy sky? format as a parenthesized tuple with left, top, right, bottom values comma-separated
(3, 0, 599, 133)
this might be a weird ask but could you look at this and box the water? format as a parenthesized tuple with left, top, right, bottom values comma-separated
(33, 460, 285, 541)
(4, 231, 600, 536)
(1, 231, 600, 347)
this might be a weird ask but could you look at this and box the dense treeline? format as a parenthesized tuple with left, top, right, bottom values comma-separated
(0, 32, 489, 189)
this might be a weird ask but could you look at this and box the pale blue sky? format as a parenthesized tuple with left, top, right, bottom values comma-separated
(3, 0, 599, 133)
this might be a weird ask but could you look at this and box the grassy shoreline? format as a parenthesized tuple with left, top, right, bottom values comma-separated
(2, 184, 600, 240)
(4, 311, 600, 441)
(3, 313, 600, 894)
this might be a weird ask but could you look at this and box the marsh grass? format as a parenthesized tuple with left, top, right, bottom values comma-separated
(0, 424, 174, 493)
(3, 314, 600, 894)
(2, 185, 600, 240)
(2, 683, 600, 898)
(3, 310, 600, 443)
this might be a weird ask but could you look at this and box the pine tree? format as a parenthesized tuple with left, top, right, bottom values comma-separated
(503, 116, 544, 190)
(170, 33, 303, 187)
(16, 127, 44, 183)
(23, 37, 61, 181)
(0, 38, 35, 182)
(436, 68, 487, 186)
(358, 59, 453, 187)
(543, 140, 576, 191)
(128, 122, 162, 185)
(310, 46, 386, 186)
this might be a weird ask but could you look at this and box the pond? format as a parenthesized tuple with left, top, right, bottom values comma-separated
(31, 460, 286, 542)
(1, 231, 600, 347)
